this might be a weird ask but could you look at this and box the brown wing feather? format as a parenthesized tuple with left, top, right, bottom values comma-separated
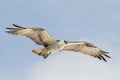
(62, 41, 110, 62)
(6, 24, 56, 46)
(37, 27, 56, 45)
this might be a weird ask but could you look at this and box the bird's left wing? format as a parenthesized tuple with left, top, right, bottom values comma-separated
(61, 41, 110, 62)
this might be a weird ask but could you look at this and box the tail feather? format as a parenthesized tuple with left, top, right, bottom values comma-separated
(32, 48, 47, 56)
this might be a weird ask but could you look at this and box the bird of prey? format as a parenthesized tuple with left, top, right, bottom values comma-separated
(6, 24, 110, 62)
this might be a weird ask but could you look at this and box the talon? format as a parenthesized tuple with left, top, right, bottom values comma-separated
(43, 54, 49, 59)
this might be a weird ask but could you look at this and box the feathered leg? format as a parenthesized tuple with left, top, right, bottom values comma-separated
(43, 52, 52, 59)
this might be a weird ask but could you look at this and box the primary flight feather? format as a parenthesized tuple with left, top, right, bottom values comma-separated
(6, 24, 110, 62)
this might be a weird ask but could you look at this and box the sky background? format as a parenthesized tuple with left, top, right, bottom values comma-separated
(0, 0, 120, 80)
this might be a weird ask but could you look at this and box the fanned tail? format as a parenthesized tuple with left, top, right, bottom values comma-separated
(32, 48, 47, 56)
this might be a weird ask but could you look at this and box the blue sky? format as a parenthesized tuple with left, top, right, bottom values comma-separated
(0, 0, 120, 80)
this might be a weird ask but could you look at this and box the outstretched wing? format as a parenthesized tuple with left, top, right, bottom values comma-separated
(6, 24, 56, 46)
(62, 41, 110, 62)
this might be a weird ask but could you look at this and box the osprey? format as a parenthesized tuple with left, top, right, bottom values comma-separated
(6, 24, 110, 62)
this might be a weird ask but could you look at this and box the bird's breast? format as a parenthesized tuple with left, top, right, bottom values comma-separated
(47, 43, 65, 53)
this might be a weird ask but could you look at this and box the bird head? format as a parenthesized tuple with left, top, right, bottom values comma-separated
(59, 40, 68, 44)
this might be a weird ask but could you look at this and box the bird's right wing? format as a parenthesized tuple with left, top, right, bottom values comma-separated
(6, 24, 56, 46)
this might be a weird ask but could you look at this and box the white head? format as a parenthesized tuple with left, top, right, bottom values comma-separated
(59, 40, 68, 45)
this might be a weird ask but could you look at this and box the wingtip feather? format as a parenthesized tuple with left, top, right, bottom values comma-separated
(12, 24, 25, 28)
(101, 50, 111, 58)
(6, 31, 11, 33)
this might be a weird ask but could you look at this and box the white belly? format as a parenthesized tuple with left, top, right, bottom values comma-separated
(47, 43, 65, 53)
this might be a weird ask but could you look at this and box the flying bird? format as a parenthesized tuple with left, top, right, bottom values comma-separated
(6, 24, 110, 62)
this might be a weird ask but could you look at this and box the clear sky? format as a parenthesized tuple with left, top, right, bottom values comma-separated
(0, 0, 120, 80)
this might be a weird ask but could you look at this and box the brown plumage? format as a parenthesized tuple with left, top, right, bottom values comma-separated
(6, 24, 56, 46)
(62, 41, 110, 62)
